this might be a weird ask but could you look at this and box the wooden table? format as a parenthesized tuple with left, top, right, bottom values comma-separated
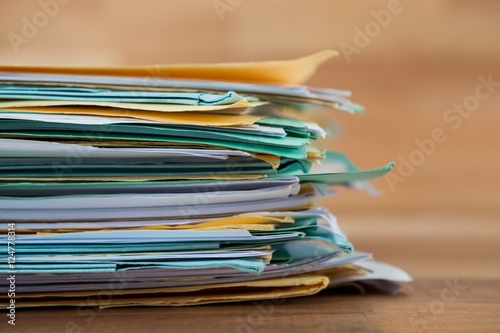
(6, 212, 499, 333)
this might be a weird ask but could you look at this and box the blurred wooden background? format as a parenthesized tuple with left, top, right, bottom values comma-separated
(1, 1, 499, 281)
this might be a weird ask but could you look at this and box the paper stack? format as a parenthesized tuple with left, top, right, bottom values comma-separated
(0, 50, 410, 308)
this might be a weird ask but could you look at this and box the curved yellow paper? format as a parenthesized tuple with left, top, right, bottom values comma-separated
(13, 274, 330, 308)
(4, 105, 263, 126)
(0, 99, 265, 113)
(0, 50, 338, 85)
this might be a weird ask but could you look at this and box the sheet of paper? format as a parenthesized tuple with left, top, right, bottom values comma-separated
(0, 86, 252, 105)
(0, 193, 315, 221)
(1, 137, 307, 160)
(0, 258, 268, 275)
(0, 99, 266, 113)
(0, 274, 330, 308)
(11, 215, 290, 232)
(0, 119, 306, 147)
(0, 194, 314, 222)
(0, 176, 299, 197)
(2, 106, 264, 125)
(0, 112, 324, 139)
(0, 184, 299, 210)
(297, 162, 395, 183)
(4, 249, 274, 263)
(0, 138, 251, 158)
(0, 50, 337, 85)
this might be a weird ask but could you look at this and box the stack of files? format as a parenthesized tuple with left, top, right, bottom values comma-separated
(0, 50, 411, 308)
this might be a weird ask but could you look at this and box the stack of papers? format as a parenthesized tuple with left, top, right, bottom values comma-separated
(0, 50, 410, 308)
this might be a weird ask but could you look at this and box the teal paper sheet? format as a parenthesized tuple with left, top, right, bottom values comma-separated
(0, 85, 251, 105)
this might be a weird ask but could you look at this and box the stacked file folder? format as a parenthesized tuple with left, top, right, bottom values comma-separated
(0, 50, 410, 308)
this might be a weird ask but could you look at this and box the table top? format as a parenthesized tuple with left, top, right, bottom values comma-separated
(5, 212, 499, 333)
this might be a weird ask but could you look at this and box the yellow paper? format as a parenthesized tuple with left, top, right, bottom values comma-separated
(3, 105, 264, 126)
(140, 215, 291, 229)
(318, 265, 368, 280)
(0, 99, 266, 113)
(27, 216, 294, 233)
(10, 274, 330, 308)
(251, 153, 281, 169)
(0, 50, 337, 85)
